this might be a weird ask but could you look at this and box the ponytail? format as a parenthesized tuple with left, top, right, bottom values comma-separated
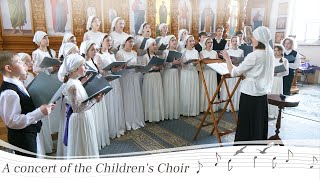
(63, 74, 69, 83)
(47, 46, 53, 58)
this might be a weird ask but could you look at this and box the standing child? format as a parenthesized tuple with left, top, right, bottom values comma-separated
(142, 38, 165, 122)
(83, 16, 104, 46)
(109, 17, 129, 54)
(199, 38, 219, 113)
(162, 35, 181, 120)
(177, 29, 188, 53)
(180, 35, 200, 116)
(0, 51, 55, 157)
(61, 54, 103, 158)
(116, 35, 145, 130)
(18, 53, 34, 87)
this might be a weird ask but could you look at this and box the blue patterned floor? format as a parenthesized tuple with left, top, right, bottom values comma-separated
(99, 84, 320, 155)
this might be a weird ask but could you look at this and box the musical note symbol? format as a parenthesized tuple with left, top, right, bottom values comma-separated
(254, 156, 257, 168)
(310, 156, 318, 169)
(215, 152, 221, 166)
(286, 149, 294, 162)
(257, 145, 272, 154)
(228, 159, 233, 171)
(234, 145, 247, 156)
(196, 161, 203, 173)
(272, 157, 277, 169)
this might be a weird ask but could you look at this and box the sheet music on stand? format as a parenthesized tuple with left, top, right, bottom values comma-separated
(207, 63, 230, 75)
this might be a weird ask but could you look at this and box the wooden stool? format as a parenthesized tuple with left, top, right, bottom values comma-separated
(267, 94, 299, 144)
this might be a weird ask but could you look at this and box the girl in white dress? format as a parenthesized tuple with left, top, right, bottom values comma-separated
(56, 43, 79, 158)
(32, 31, 58, 155)
(61, 54, 102, 158)
(83, 16, 104, 47)
(110, 17, 129, 54)
(162, 35, 181, 120)
(18, 53, 34, 87)
(80, 40, 110, 149)
(142, 38, 165, 122)
(156, 23, 168, 45)
(58, 33, 76, 60)
(135, 22, 152, 64)
(115, 35, 145, 130)
(199, 38, 219, 113)
(94, 34, 126, 138)
(180, 35, 200, 116)
(268, 45, 289, 118)
(177, 29, 188, 53)
(223, 36, 244, 111)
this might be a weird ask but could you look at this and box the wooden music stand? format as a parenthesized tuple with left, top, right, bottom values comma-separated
(193, 59, 242, 144)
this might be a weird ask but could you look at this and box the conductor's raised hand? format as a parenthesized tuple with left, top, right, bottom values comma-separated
(40, 103, 56, 116)
(219, 50, 231, 61)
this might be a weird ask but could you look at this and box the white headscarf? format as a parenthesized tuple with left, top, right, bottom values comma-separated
(252, 26, 274, 94)
(121, 35, 134, 49)
(62, 43, 78, 57)
(64, 54, 85, 74)
(58, 33, 75, 58)
(144, 38, 156, 50)
(178, 29, 187, 42)
(80, 40, 95, 56)
(159, 23, 167, 31)
(110, 17, 121, 33)
(96, 33, 108, 49)
(17, 53, 29, 61)
(201, 37, 210, 50)
(86, 15, 96, 31)
(33, 31, 47, 46)
(183, 35, 193, 48)
(164, 35, 176, 49)
(138, 22, 148, 35)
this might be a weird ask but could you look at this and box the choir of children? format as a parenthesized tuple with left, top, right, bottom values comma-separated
(0, 14, 300, 158)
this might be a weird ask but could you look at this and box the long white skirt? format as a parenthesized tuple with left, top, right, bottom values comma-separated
(180, 68, 200, 116)
(221, 77, 241, 111)
(163, 68, 180, 119)
(48, 98, 63, 134)
(268, 76, 283, 118)
(104, 79, 126, 139)
(120, 71, 145, 130)
(67, 110, 99, 158)
(199, 69, 218, 112)
(91, 98, 110, 150)
(37, 117, 53, 157)
(142, 72, 165, 122)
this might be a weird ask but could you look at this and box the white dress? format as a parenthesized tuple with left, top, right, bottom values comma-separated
(177, 41, 185, 53)
(142, 54, 165, 122)
(62, 79, 99, 158)
(199, 50, 218, 112)
(268, 57, 289, 118)
(163, 49, 180, 119)
(83, 31, 104, 46)
(110, 31, 129, 52)
(32, 49, 57, 155)
(116, 49, 145, 129)
(221, 48, 244, 111)
(95, 52, 126, 138)
(180, 49, 200, 116)
(85, 60, 110, 149)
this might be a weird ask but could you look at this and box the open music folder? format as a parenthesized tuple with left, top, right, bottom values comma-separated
(142, 56, 165, 72)
(166, 51, 182, 63)
(274, 64, 287, 73)
(27, 72, 63, 107)
(103, 61, 128, 71)
(83, 74, 113, 103)
(39, 57, 61, 68)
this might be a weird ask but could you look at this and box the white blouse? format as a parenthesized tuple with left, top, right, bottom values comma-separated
(32, 49, 56, 74)
(227, 48, 244, 58)
(83, 31, 104, 46)
(200, 49, 218, 59)
(116, 49, 138, 66)
(231, 50, 272, 96)
(110, 31, 129, 49)
(181, 49, 199, 70)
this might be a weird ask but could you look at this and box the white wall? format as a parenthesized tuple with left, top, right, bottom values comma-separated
(297, 45, 320, 66)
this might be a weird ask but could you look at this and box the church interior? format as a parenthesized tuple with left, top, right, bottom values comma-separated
(0, 0, 319, 158)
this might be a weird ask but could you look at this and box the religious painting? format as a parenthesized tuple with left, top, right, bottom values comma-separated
(129, 0, 147, 35)
(0, 0, 33, 35)
(178, 0, 192, 33)
(45, 0, 73, 36)
(109, 8, 118, 24)
(199, 0, 217, 33)
(276, 17, 287, 30)
(251, 8, 264, 30)
(275, 32, 285, 43)
(278, 2, 288, 16)
(155, 0, 171, 36)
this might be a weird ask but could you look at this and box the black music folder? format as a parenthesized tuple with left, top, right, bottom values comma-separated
(158, 43, 167, 51)
(39, 57, 61, 68)
(139, 38, 149, 50)
(239, 44, 253, 57)
(103, 61, 128, 71)
(27, 72, 63, 107)
(80, 66, 98, 87)
(166, 51, 182, 63)
(83, 74, 113, 103)
(105, 74, 121, 82)
(183, 59, 198, 64)
(274, 64, 287, 73)
(143, 56, 165, 72)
